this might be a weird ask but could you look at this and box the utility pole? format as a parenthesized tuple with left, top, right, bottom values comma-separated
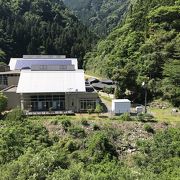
(144, 87, 147, 113)
(142, 82, 147, 113)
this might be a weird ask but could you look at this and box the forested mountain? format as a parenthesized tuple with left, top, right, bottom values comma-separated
(63, 0, 131, 37)
(85, 0, 180, 106)
(0, 0, 96, 67)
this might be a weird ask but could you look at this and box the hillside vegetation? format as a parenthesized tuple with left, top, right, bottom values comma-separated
(0, 0, 96, 67)
(85, 0, 180, 106)
(0, 109, 180, 179)
(63, 0, 131, 37)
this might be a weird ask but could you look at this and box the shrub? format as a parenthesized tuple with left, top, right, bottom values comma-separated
(0, 122, 52, 164)
(144, 124, 155, 133)
(87, 108, 93, 114)
(50, 120, 58, 125)
(93, 124, 100, 131)
(1, 146, 69, 180)
(81, 118, 89, 126)
(65, 140, 80, 152)
(120, 113, 132, 121)
(144, 113, 154, 121)
(87, 132, 117, 162)
(135, 128, 180, 177)
(137, 113, 144, 121)
(5, 108, 25, 122)
(103, 87, 114, 94)
(95, 103, 103, 116)
(0, 92, 7, 114)
(137, 113, 155, 122)
(61, 119, 71, 131)
(68, 127, 86, 138)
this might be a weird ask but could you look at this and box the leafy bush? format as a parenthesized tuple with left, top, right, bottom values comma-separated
(120, 113, 132, 121)
(137, 113, 144, 122)
(68, 127, 86, 138)
(95, 103, 103, 116)
(0, 122, 52, 165)
(103, 86, 114, 94)
(65, 140, 80, 153)
(87, 108, 94, 114)
(5, 108, 25, 122)
(61, 119, 71, 131)
(135, 128, 180, 176)
(0, 92, 7, 114)
(137, 113, 155, 122)
(50, 120, 59, 125)
(93, 124, 100, 131)
(1, 145, 69, 180)
(144, 124, 155, 133)
(87, 132, 117, 162)
(81, 118, 89, 126)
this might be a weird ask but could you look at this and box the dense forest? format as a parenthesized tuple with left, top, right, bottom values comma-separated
(0, 109, 179, 179)
(0, 0, 96, 67)
(85, 0, 180, 106)
(63, 0, 131, 37)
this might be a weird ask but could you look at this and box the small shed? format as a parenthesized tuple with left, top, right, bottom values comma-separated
(112, 99, 131, 115)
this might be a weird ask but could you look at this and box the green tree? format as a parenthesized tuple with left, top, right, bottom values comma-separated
(0, 0, 97, 68)
(0, 92, 7, 114)
(95, 103, 103, 116)
(85, 0, 180, 104)
(63, 0, 130, 37)
(0, 49, 6, 62)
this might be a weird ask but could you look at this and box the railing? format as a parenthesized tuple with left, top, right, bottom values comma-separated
(25, 110, 75, 116)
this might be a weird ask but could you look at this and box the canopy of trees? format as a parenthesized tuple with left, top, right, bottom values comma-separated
(0, 0, 97, 68)
(85, 0, 180, 106)
(63, 0, 131, 37)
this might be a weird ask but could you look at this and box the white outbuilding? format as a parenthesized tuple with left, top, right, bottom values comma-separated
(112, 99, 131, 115)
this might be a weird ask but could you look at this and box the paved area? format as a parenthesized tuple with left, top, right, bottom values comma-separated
(99, 96, 112, 113)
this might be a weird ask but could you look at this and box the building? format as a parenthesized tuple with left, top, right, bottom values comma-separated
(2, 55, 98, 113)
(87, 77, 115, 92)
(112, 99, 131, 115)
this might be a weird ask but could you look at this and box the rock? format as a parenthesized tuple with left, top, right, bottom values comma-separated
(127, 148, 137, 153)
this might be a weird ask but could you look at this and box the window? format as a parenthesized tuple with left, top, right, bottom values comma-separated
(0, 75, 8, 85)
(29, 94, 66, 111)
(80, 99, 96, 110)
(40, 65, 47, 70)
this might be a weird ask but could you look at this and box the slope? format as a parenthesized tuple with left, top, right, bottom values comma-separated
(63, 0, 131, 37)
(0, 0, 96, 68)
(1, 109, 180, 179)
(85, 0, 180, 106)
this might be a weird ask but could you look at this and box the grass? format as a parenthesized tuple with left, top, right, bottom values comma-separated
(99, 94, 112, 103)
(25, 106, 180, 125)
(149, 107, 180, 122)
(26, 113, 111, 125)
(84, 71, 102, 80)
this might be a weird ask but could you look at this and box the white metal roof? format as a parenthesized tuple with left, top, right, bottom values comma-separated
(23, 55, 66, 59)
(16, 70, 86, 93)
(112, 99, 131, 103)
(9, 58, 78, 70)
(9, 58, 18, 71)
